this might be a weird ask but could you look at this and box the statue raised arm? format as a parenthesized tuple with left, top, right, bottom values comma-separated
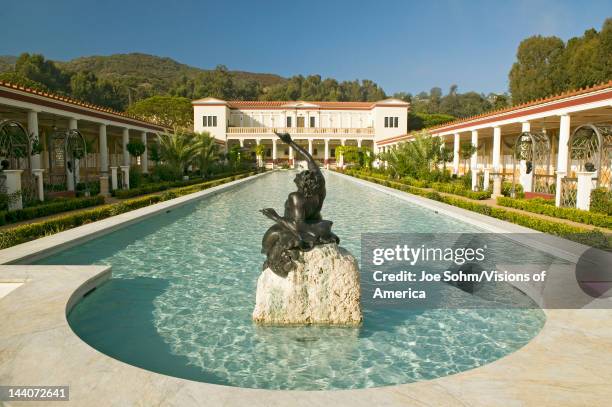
(274, 132, 319, 173)
(260, 132, 338, 277)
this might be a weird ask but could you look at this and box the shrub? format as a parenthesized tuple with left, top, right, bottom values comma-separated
(0, 172, 257, 249)
(502, 182, 524, 199)
(591, 188, 612, 215)
(497, 196, 612, 229)
(342, 170, 611, 250)
(114, 169, 254, 199)
(151, 163, 182, 182)
(130, 166, 144, 188)
(0, 196, 105, 226)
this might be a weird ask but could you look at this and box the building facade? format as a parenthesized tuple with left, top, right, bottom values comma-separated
(0, 81, 166, 198)
(192, 98, 409, 167)
(376, 81, 612, 209)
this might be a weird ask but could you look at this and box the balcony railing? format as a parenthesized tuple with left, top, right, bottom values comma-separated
(226, 127, 375, 135)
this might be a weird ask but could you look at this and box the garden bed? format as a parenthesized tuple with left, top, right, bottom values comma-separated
(0, 171, 258, 249)
(341, 170, 611, 250)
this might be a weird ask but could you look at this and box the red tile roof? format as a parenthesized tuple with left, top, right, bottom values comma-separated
(193, 98, 409, 110)
(0, 81, 165, 130)
(430, 80, 612, 133)
(227, 101, 376, 109)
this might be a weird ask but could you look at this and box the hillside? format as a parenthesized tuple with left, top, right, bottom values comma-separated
(0, 53, 286, 91)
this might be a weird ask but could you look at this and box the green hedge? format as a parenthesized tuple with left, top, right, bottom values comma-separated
(591, 188, 612, 215)
(430, 182, 491, 200)
(0, 172, 257, 250)
(0, 196, 105, 227)
(113, 170, 257, 199)
(343, 169, 491, 200)
(497, 196, 612, 229)
(342, 170, 611, 250)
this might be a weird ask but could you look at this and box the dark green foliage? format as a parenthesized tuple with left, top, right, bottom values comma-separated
(126, 96, 193, 129)
(344, 169, 491, 200)
(151, 163, 182, 182)
(591, 188, 612, 215)
(0, 196, 104, 226)
(261, 75, 386, 102)
(408, 112, 455, 131)
(0, 71, 49, 92)
(114, 169, 254, 199)
(497, 196, 612, 229)
(126, 140, 146, 157)
(509, 19, 612, 104)
(0, 172, 257, 249)
(343, 170, 611, 250)
(129, 166, 144, 188)
(502, 182, 524, 199)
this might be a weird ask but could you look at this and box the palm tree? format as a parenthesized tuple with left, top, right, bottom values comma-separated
(158, 131, 200, 175)
(195, 132, 218, 176)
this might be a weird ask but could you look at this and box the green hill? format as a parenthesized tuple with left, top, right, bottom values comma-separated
(0, 52, 286, 93)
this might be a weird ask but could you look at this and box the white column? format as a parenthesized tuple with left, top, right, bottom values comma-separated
(288, 145, 294, 168)
(308, 138, 313, 155)
(98, 124, 109, 196)
(492, 126, 502, 197)
(453, 133, 460, 175)
(324, 139, 330, 169)
(122, 128, 130, 167)
(27, 110, 41, 169)
(471, 130, 478, 191)
(272, 138, 277, 168)
(357, 139, 362, 148)
(555, 114, 571, 206)
(67, 118, 78, 191)
(239, 139, 244, 148)
(98, 125, 108, 173)
(110, 167, 118, 190)
(339, 138, 346, 168)
(141, 131, 148, 174)
(255, 138, 262, 167)
(32, 169, 45, 201)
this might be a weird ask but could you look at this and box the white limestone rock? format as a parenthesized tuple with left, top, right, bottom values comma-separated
(253, 243, 362, 326)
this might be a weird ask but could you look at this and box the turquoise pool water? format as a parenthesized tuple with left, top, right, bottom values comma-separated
(38, 171, 546, 390)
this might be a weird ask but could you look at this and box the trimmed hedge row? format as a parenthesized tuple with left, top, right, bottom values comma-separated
(114, 170, 257, 199)
(0, 196, 105, 227)
(344, 171, 611, 250)
(344, 169, 491, 200)
(497, 196, 612, 229)
(430, 182, 491, 200)
(0, 172, 257, 250)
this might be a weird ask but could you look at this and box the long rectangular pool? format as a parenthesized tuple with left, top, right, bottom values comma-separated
(35, 171, 547, 390)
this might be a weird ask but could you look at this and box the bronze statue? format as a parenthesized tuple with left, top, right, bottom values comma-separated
(260, 132, 339, 277)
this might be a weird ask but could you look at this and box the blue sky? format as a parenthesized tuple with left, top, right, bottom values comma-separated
(1, 0, 610, 95)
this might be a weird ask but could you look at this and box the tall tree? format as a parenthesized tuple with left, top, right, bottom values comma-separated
(126, 96, 193, 129)
(509, 35, 565, 103)
(14, 53, 70, 92)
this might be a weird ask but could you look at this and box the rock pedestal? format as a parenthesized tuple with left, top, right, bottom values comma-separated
(253, 243, 362, 326)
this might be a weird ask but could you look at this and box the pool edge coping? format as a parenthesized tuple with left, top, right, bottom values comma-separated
(0, 169, 611, 406)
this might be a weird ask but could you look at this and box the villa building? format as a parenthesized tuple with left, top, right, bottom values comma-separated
(192, 98, 410, 167)
(377, 81, 612, 208)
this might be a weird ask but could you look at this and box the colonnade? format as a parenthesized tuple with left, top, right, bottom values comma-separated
(227, 137, 372, 169)
(24, 109, 156, 196)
